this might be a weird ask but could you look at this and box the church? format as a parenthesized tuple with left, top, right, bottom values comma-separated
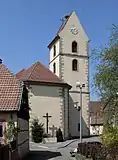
(16, 11, 90, 139)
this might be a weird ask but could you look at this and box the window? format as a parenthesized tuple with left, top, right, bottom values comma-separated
(53, 45, 56, 57)
(0, 124, 3, 137)
(78, 123, 80, 131)
(72, 59, 78, 71)
(53, 63, 56, 73)
(72, 41, 77, 53)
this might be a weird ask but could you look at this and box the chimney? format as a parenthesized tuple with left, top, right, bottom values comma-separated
(0, 59, 2, 64)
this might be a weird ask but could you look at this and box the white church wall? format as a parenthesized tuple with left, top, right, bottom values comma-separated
(49, 40, 60, 62)
(49, 55, 60, 77)
(29, 84, 63, 136)
(49, 40, 60, 77)
(63, 56, 88, 91)
(48, 11, 90, 138)
(69, 92, 89, 137)
(58, 12, 90, 137)
(59, 11, 88, 56)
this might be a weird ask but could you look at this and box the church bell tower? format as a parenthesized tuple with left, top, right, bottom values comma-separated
(48, 11, 90, 137)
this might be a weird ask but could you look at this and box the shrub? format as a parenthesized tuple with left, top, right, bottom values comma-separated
(4, 121, 20, 144)
(56, 128, 63, 142)
(101, 125, 118, 148)
(31, 118, 44, 143)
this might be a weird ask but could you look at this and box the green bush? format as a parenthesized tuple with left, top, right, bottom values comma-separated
(4, 121, 20, 144)
(101, 125, 118, 148)
(31, 118, 44, 143)
(56, 128, 63, 142)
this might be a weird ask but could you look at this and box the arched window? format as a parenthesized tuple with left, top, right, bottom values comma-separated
(53, 62, 56, 73)
(72, 41, 77, 53)
(72, 59, 78, 71)
(53, 45, 56, 57)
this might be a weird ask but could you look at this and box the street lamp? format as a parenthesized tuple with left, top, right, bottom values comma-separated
(76, 82, 85, 143)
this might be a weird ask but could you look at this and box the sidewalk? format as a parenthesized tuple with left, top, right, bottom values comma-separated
(30, 139, 78, 149)
(30, 136, 100, 150)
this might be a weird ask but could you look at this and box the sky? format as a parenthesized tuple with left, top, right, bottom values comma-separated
(0, 0, 118, 100)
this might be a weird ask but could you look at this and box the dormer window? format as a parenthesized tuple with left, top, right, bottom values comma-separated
(53, 62, 56, 73)
(53, 45, 56, 57)
(72, 59, 78, 71)
(72, 41, 77, 53)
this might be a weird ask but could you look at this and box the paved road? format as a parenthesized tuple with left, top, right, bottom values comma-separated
(24, 136, 100, 160)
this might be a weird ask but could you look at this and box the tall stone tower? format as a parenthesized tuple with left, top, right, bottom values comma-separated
(48, 11, 90, 137)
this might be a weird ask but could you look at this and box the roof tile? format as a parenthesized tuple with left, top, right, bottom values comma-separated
(0, 64, 23, 111)
(16, 61, 68, 85)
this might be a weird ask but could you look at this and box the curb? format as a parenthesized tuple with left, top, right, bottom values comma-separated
(57, 139, 78, 149)
(57, 136, 101, 149)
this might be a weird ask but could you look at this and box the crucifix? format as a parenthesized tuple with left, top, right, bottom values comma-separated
(49, 125, 57, 137)
(43, 113, 52, 134)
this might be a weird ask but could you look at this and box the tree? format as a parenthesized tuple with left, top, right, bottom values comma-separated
(101, 125, 118, 148)
(92, 25, 118, 124)
(31, 118, 44, 143)
(4, 121, 20, 144)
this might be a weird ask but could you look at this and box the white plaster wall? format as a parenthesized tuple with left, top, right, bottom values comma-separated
(69, 92, 89, 137)
(48, 11, 90, 138)
(61, 39, 89, 137)
(49, 55, 60, 77)
(90, 125, 103, 135)
(58, 11, 90, 137)
(50, 40, 60, 62)
(63, 56, 88, 92)
(29, 85, 62, 135)
(59, 11, 88, 56)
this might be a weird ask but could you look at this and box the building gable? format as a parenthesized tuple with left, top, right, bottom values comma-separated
(59, 11, 89, 42)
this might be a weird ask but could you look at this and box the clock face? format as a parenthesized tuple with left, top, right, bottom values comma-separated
(71, 25, 78, 35)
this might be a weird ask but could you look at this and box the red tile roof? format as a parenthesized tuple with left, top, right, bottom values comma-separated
(16, 69, 26, 79)
(0, 63, 23, 111)
(16, 61, 71, 88)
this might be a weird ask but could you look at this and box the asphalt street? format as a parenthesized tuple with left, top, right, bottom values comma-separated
(24, 136, 100, 160)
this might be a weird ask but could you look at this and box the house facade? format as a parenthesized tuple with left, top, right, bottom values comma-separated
(0, 59, 29, 159)
(89, 101, 103, 135)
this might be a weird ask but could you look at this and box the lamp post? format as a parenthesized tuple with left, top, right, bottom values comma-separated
(76, 82, 85, 143)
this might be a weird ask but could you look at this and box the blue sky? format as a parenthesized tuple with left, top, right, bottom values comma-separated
(0, 0, 118, 100)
